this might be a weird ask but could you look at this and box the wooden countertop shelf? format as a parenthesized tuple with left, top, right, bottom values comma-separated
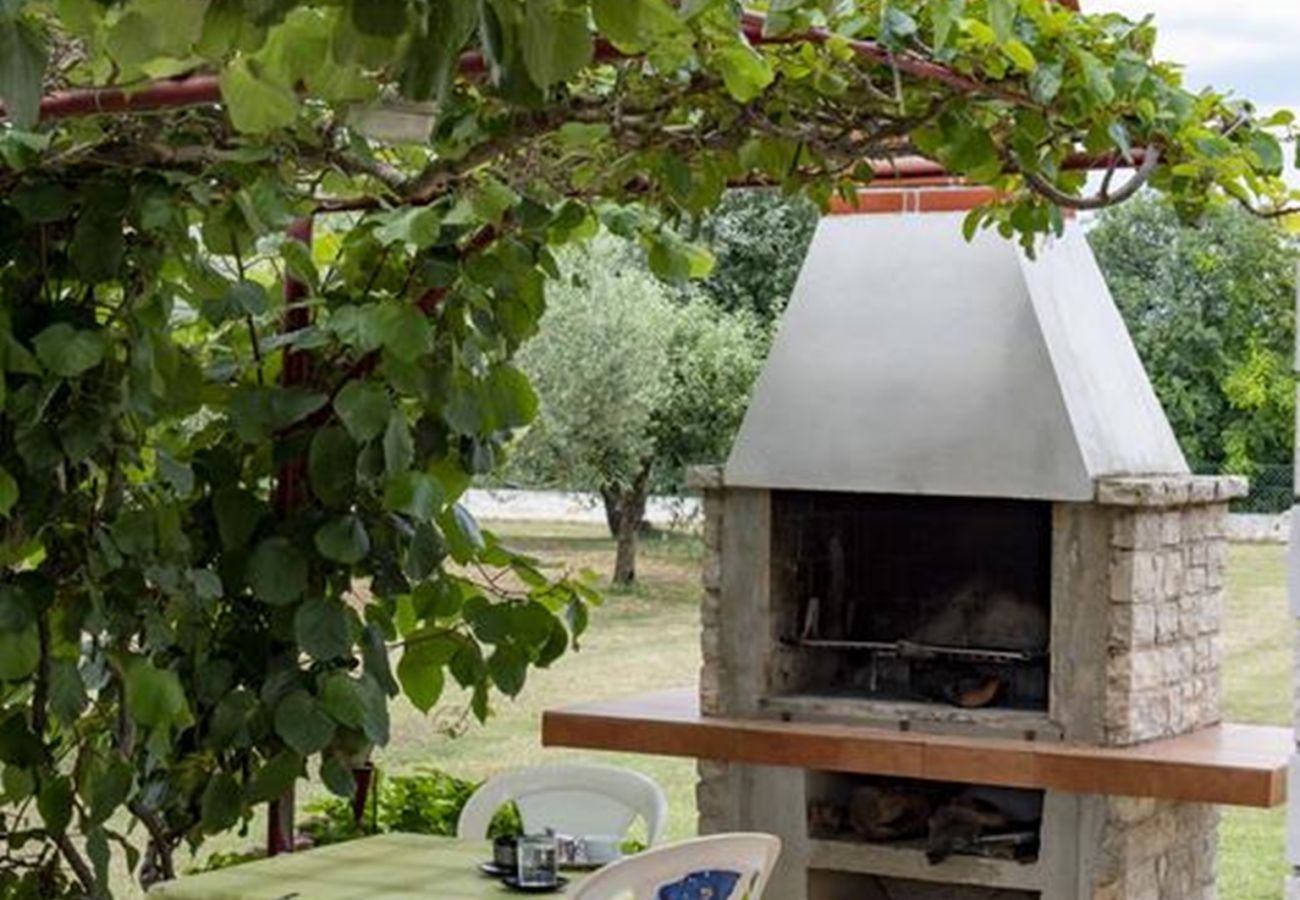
(541, 689, 1290, 808)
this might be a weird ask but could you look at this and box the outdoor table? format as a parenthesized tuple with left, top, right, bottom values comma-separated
(148, 833, 594, 899)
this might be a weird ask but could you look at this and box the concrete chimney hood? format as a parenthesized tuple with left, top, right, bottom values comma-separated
(724, 212, 1187, 501)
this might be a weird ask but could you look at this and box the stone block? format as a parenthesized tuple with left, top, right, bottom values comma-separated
(1177, 596, 1200, 639)
(1092, 881, 1122, 900)
(1203, 670, 1223, 721)
(701, 553, 722, 592)
(1202, 590, 1224, 634)
(1124, 858, 1160, 898)
(1098, 477, 1192, 508)
(1161, 550, 1186, 597)
(1214, 475, 1250, 501)
(1160, 511, 1183, 545)
(1109, 690, 1172, 744)
(1112, 511, 1165, 550)
(1130, 806, 1179, 860)
(1111, 603, 1157, 649)
(686, 465, 724, 489)
(1155, 604, 1180, 645)
(1184, 507, 1227, 541)
(1110, 796, 1158, 824)
(1111, 549, 1164, 603)
(1185, 564, 1208, 594)
(702, 509, 721, 551)
(1207, 539, 1228, 570)
(1107, 652, 1135, 692)
(700, 622, 721, 662)
(700, 590, 721, 628)
(699, 666, 722, 715)
(1206, 561, 1225, 591)
(1158, 846, 1194, 898)
(1194, 636, 1218, 674)
(1134, 691, 1172, 739)
(701, 491, 724, 521)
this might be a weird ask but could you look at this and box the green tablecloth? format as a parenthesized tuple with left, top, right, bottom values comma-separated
(149, 834, 592, 899)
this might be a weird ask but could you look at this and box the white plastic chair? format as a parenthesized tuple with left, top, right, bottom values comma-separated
(455, 763, 669, 846)
(572, 833, 781, 900)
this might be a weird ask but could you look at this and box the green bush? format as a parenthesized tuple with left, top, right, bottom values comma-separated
(195, 769, 522, 873)
(303, 769, 522, 845)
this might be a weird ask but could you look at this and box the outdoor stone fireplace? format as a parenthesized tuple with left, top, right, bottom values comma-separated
(691, 206, 1246, 899)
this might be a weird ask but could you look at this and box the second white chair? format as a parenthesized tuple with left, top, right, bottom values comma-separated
(572, 832, 781, 900)
(456, 763, 669, 847)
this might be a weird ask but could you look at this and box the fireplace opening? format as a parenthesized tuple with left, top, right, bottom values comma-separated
(809, 870, 1040, 900)
(772, 492, 1052, 711)
(807, 772, 1044, 865)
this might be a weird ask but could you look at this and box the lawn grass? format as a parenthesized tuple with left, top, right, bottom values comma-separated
(1220, 543, 1290, 900)
(168, 528, 1290, 898)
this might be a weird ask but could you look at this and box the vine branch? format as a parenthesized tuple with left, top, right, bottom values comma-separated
(1023, 147, 1161, 210)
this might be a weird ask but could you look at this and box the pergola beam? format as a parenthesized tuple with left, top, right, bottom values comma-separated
(24, 15, 1036, 124)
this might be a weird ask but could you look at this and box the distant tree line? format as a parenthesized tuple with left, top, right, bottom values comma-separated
(1089, 196, 1298, 509)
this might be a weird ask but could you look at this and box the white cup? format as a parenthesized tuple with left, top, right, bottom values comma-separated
(580, 835, 623, 865)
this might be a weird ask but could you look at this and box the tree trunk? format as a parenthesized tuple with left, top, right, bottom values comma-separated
(600, 486, 622, 539)
(603, 462, 652, 586)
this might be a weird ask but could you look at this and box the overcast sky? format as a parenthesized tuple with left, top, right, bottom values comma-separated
(1095, 0, 1297, 115)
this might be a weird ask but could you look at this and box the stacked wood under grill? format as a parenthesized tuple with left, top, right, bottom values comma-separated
(809, 780, 1044, 864)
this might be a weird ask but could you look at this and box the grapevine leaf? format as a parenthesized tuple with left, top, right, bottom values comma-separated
(294, 596, 354, 661)
(335, 381, 391, 443)
(522, 0, 593, 88)
(0, 466, 17, 517)
(33, 324, 105, 377)
(314, 515, 371, 565)
(309, 427, 358, 508)
(201, 772, 242, 833)
(219, 57, 299, 133)
(273, 691, 336, 756)
(248, 537, 308, 606)
(0, 17, 46, 130)
(125, 659, 193, 730)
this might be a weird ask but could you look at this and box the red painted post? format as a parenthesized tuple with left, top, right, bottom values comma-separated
(351, 764, 376, 830)
(268, 216, 315, 858)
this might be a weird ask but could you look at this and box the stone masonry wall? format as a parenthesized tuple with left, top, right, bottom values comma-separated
(691, 466, 731, 833)
(1091, 475, 1245, 900)
(1091, 799, 1219, 900)
(691, 469, 1245, 898)
(1100, 476, 1242, 746)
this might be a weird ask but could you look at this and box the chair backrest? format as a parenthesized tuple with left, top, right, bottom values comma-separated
(572, 833, 781, 900)
(455, 764, 669, 846)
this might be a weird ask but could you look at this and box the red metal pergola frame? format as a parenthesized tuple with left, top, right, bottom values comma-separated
(13, 3, 1116, 205)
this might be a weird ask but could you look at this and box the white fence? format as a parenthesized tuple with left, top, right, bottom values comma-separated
(1227, 513, 1289, 544)
(463, 488, 702, 529)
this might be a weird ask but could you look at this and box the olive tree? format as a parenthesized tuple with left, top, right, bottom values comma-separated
(512, 235, 764, 584)
(0, 0, 1292, 894)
